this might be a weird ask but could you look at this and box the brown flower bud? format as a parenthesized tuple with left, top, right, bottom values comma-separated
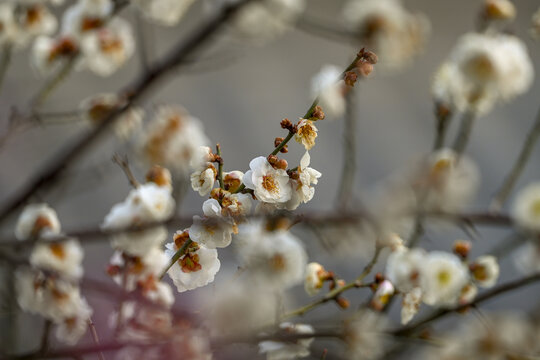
(363, 50, 378, 65)
(288, 171, 299, 180)
(358, 62, 374, 77)
(280, 118, 294, 132)
(145, 165, 172, 187)
(453, 240, 472, 259)
(274, 137, 284, 147)
(267, 155, 278, 165)
(311, 106, 325, 120)
(374, 272, 385, 284)
(276, 159, 288, 170)
(336, 297, 350, 309)
(344, 71, 358, 87)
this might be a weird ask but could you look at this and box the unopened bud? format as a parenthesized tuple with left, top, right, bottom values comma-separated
(344, 71, 358, 87)
(336, 297, 350, 309)
(374, 272, 385, 284)
(484, 0, 516, 20)
(358, 62, 373, 77)
(267, 155, 278, 165)
(363, 51, 378, 65)
(276, 159, 288, 170)
(280, 118, 295, 132)
(311, 106, 325, 120)
(453, 240, 471, 259)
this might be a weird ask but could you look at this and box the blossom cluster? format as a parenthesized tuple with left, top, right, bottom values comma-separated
(14, 203, 92, 345)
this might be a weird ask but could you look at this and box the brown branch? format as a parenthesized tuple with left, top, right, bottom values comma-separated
(0, 0, 260, 226)
(0, 210, 515, 249)
(393, 272, 540, 337)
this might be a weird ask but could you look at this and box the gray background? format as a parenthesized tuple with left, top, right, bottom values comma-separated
(0, 0, 539, 358)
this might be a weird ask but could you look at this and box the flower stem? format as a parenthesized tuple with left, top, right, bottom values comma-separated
(0, 44, 12, 94)
(433, 107, 451, 150)
(31, 56, 78, 109)
(216, 144, 224, 189)
(336, 88, 357, 208)
(281, 247, 381, 319)
(159, 238, 193, 280)
(88, 317, 106, 360)
(452, 111, 476, 156)
(490, 106, 540, 211)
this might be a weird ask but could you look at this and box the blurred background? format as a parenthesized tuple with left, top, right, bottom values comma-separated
(0, 0, 539, 358)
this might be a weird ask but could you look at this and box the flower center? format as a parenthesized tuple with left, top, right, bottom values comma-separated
(437, 270, 451, 286)
(49, 243, 65, 260)
(180, 253, 202, 273)
(269, 254, 286, 271)
(465, 54, 496, 82)
(262, 175, 278, 194)
(530, 199, 540, 217)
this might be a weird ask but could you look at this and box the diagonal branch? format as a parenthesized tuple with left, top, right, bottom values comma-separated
(0, 0, 259, 226)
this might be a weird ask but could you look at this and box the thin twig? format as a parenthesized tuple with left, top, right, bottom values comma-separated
(112, 154, 140, 188)
(87, 318, 106, 360)
(490, 106, 540, 211)
(39, 320, 52, 355)
(0, 0, 260, 225)
(0, 44, 13, 93)
(159, 238, 193, 280)
(393, 272, 540, 336)
(336, 88, 357, 209)
(452, 111, 476, 156)
(216, 144, 224, 189)
(281, 247, 382, 319)
(433, 105, 451, 150)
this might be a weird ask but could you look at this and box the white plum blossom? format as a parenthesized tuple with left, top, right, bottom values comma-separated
(345, 310, 389, 360)
(30, 238, 84, 279)
(0, 4, 19, 46)
(420, 312, 540, 360)
(401, 287, 422, 325)
(31, 35, 79, 75)
(138, 105, 210, 174)
(79, 93, 144, 140)
(220, 192, 252, 218)
(190, 165, 217, 197)
(385, 246, 425, 293)
(371, 280, 395, 311)
(228, 0, 306, 42)
(189, 199, 235, 249)
(235, 222, 307, 290)
(259, 323, 314, 360)
(207, 281, 279, 335)
(419, 251, 469, 307)
(133, 0, 196, 26)
(15, 203, 61, 240)
(243, 156, 292, 203)
(61, 0, 113, 37)
(54, 300, 93, 345)
(285, 151, 321, 211)
(450, 33, 533, 102)
(435, 32, 534, 115)
(342, 0, 430, 70)
(295, 119, 317, 151)
(470, 255, 499, 288)
(223, 170, 244, 192)
(413, 148, 480, 213)
(304, 262, 326, 296)
(79, 18, 135, 76)
(310, 65, 345, 118)
(458, 282, 478, 305)
(102, 182, 175, 256)
(108, 248, 169, 291)
(165, 230, 220, 293)
(511, 182, 540, 233)
(513, 241, 540, 275)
